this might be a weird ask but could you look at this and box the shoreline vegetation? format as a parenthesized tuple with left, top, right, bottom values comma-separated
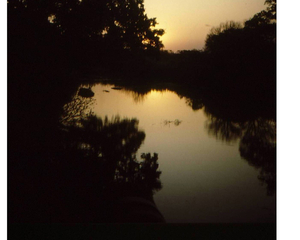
(8, 0, 276, 128)
(9, 0, 276, 132)
(9, 0, 276, 92)
(8, 0, 276, 225)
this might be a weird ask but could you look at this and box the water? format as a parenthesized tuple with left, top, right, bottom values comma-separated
(62, 82, 276, 223)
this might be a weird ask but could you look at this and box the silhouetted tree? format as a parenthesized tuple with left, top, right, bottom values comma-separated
(203, 21, 252, 85)
(8, 0, 164, 62)
(203, 1, 276, 89)
(205, 1, 275, 53)
(245, 0, 276, 28)
(204, 21, 244, 54)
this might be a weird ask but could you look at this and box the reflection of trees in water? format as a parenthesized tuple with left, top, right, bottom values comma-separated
(93, 82, 276, 196)
(206, 116, 242, 143)
(55, 114, 163, 222)
(125, 90, 148, 103)
(205, 115, 276, 195)
(120, 86, 165, 103)
(60, 115, 162, 195)
(182, 84, 277, 196)
(83, 81, 275, 197)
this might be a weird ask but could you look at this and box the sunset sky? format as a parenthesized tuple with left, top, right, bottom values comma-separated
(144, 0, 267, 52)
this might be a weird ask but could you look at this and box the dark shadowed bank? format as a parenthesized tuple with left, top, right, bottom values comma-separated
(8, 0, 276, 239)
(9, 0, 167, 229)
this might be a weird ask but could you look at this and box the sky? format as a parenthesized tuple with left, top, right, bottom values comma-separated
(144, 0, 267, 52)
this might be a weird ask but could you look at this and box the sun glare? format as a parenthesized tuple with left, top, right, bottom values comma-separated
(144, 0, 266, 51)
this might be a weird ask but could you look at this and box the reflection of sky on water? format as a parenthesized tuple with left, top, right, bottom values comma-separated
(74, 83, 275, 223)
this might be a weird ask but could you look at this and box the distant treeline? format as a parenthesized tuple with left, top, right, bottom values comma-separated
(8, 0, 276, 93)
(138, 1, 276, 91)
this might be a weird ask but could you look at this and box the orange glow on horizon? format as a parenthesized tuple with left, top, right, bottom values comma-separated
(144, 0, 267, 52)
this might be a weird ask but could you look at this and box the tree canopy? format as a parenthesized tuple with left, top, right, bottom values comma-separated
(202, 1, 276, 87)
(244, 0, 276, 28)
(204, 0, 276, 53)
(8, 0, 165, 69)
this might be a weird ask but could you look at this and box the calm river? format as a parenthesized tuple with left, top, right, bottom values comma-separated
(61, 81, 276, 223)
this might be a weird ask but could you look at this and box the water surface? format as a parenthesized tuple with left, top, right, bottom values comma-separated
(63, 82, 275, 223)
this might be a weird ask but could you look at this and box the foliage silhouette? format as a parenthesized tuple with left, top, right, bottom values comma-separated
(204, 21, 244, 53)
(245, 0, 276, 28)
(8, 0, 277, 226)
(204, 23, 275, 88)
(120, 0, 275, 92)
(53, 114, 163, 222)
(8, 0, 165, 81)
(201, 0, 276, 92)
